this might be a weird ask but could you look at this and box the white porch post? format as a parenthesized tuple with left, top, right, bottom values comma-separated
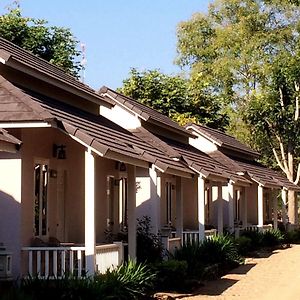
(258, 185, 264, 229)
(281, 188, 288, 227)
(149, 166, 161, 234)
(176, 176, 183, 239)
(127, 164, 136, 260)
(242, 187, 248, 227)
(273, 191, 278, 230)
(228, 181, 234, 233)
(85, 149, 96, 276)
(217, 183, 223, 235)
(197, 176, 205, 240)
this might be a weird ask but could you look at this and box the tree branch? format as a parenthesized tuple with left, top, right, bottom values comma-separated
(293, 163, 300, 185)
(279, 87, 285, 111)
(272, 148, 289, 176)
(295, 81, 299, 121)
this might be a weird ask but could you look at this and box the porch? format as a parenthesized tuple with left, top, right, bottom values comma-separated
(22, 242, 124, 278)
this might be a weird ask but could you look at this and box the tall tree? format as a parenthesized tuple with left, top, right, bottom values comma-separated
(0, 3, 81, 77)
(118, 68, 228, 129)
(176, 0, 300, 224)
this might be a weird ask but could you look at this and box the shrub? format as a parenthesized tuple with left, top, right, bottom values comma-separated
(235, 236, 253, 256)
(284, 229, 300, 244)
(154, 259, 188, 291)
(136, 216, 163, 263)
(15, 261, 156, 300)
(96, 260, 156, 299)
(261, 229, 284, 247)
(174, 235, 243, 279)
(240, 230, 263, 250)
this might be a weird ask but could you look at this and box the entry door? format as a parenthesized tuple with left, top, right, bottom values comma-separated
(165, 179, 176, 226)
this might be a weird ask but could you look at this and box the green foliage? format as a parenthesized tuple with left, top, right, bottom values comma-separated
(174, 235, 243, 279)
(261, 229, 284, 247)
(136, 216, 163, 263)
(154, 259, 188, 291)
(176, 0, 300, 184)
(118, 68, 229, 129)
(5, 261, 155, 300)
(284, 229, 300, 244)
(235, 236, 253, 256)
(0, 3, 81, 76)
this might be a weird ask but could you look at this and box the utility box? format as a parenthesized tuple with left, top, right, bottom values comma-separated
(0, 244, 12, 281)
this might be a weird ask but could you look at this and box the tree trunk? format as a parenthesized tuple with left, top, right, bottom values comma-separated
(287, 143, 298, 225)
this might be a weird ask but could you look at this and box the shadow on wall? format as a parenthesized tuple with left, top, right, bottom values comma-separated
(0, 190, 21, 279)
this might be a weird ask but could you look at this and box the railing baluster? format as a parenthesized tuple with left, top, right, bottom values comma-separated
(53, 250, 57, 277)
(45, 251, 49, 278)
(61, 250, 66, 277)
(37, 251, 41, 277)
(28, 250, 33, 277)
(69, 250, 74, 274)
(77, 250, 82, 277)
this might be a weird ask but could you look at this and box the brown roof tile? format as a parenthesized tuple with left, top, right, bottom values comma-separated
(186, 123, 260, 158)
(99, 86, 193, 137)
(0, 128, 21, 145)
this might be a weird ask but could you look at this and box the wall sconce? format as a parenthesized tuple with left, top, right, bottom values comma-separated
(53, 144, 66, 160)
(115, 161, 127, 172)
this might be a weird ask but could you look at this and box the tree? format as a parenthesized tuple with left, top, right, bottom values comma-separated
(0, 3, 81, 77)
(118, 68, 229, 129)
(176, 0, 300, 224)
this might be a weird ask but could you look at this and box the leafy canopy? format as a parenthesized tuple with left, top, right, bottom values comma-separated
(0, 3, 81, 77)
(118, 68, 229, 129)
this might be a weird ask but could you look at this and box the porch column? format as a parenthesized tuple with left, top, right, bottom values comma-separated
(149, 166, 161, 234)
(197, 176, 205, 240)
(281, 188, 288, 227)
(217, 183, 223, 235)
(228, 181, 234, 233)
(258, 185, 264, 229)
(127, 164, 136, 260)
(85, 149, 96, 275)
(273, 191, 278, 230)
(176, 176, 183, 239)
(242, 187, 248, 227)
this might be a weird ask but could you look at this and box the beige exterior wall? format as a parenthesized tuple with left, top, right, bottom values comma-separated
(246, 183, 259, 224)
(0, 151, 22, 279)
(189, 135, 218, 153)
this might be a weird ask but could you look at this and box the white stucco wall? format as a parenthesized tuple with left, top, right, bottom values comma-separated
(0, 152, 22, 279)
(189, 135, 218, 153)
(100, 105, 141, 130)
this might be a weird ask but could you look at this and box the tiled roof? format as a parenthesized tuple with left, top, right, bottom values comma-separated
(0, 128, 21, 145)
(0, 76, 193, 175)
(0, 37, 112, 104)
(210, 150, 299, 190)
(186, 123, 260, 157)
(99, 86, 193, 137)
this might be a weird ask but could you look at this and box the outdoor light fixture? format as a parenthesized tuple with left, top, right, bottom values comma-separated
(53, 144, 66, 160)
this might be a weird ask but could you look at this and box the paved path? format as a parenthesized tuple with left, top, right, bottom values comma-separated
(178, 245, 300, 300)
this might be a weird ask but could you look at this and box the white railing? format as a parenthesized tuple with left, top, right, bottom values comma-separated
(95, 242, 123, 274)
(171, 229, 217, 245)
(235, 224, 273, 237)
(167, 237, 181, 255)
(22, 242, 124, 278)
(22, 246, 86, 278)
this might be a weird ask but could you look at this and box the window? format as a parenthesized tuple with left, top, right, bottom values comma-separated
(106, 176, 115, 229)
(34, 163, 49, 236)
(119, 177, 128, 230)
(165, 181, 173, 225)
(205, 186, 210, 223)
(234, 189, 240, 221)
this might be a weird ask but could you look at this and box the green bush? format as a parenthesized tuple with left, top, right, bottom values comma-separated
(12, 261, 156, 300)
(154, 259, 188, 291)
(261, 229, 284, 247)
(240, 230, 263, 250)
(136, 216, 163, 263)
(284, 229, 300, 244)
(174, 235, 243, 279)
(235, 236, 253, 256)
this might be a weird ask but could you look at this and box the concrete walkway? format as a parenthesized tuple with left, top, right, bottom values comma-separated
(179, 245, 300, 300)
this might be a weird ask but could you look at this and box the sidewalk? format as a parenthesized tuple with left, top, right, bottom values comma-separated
(179, 244, 300, 300)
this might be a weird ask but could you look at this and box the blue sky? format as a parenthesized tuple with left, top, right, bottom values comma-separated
(1, 0, 211, 90)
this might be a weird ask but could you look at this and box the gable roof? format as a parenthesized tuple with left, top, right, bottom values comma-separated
(186, 123, 260, 158)
(0, 76, 194, 177)
(99, 86, 193, 137)
(130, 127, 250, 182)
(0, 128, 21, 145)
(0, 37, 113, 106)
(209, 150, 299, 190)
